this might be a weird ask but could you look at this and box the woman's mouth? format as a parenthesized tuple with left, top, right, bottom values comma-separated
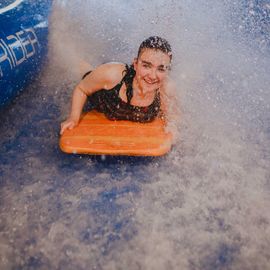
(144, 79, 159, 85)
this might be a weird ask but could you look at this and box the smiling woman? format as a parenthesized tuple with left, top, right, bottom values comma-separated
(60, 36, 176, 134)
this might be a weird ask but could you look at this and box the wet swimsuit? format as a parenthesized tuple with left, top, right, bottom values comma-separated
(83, 65, 161, 123)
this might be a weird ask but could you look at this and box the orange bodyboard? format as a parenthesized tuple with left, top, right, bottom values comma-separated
(59, 111, 172, 156)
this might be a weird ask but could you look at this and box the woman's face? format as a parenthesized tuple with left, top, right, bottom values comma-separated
(133, 48, 171, 94)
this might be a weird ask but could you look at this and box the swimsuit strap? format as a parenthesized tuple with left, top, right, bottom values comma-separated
(82, 70, 92, 80)
(126, 84, 133, 104)
(120, 64, 136, 104)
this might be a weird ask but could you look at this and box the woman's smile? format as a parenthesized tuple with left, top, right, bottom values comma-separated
(133, 48, 171, 94)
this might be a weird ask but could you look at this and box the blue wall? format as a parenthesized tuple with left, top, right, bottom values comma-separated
(0, 0, 52, 107)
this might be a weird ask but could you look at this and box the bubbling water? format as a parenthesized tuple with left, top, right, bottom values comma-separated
(45, 0, 270, 269)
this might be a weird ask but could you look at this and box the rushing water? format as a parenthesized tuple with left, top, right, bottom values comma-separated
(0, 0, 270, 269)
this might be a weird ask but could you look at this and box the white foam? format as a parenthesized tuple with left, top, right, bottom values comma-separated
(44, 1, 270, 268)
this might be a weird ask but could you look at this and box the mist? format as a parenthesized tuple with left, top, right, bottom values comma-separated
(0, 0, 269, 269)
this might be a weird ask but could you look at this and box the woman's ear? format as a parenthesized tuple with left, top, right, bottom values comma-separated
(133, 58, 138, 69)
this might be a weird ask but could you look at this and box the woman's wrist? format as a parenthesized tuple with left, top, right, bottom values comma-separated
(69, 115, 80, 123)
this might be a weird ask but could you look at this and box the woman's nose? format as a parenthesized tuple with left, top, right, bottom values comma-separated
(148, 69, 157, 80)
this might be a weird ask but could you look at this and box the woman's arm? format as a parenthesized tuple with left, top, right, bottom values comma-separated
(60, 63, 125, 135)
(60, 86, 88, 135)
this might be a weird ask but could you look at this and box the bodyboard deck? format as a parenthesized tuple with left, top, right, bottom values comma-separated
(59, 111, 172, 156)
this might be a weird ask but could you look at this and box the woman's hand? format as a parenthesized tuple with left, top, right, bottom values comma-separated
(60, 118, 79, 135)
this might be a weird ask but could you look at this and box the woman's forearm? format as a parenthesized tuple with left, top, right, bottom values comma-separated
(69, 86, 88, 122)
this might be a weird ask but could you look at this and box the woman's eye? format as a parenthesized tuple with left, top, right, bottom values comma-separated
(158, 68, 166, 72)
(142, 64, 150, 68)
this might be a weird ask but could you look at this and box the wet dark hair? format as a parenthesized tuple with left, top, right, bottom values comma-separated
(137, 36, 172, 60)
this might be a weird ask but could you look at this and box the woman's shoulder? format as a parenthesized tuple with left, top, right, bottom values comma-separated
(79, 62, 127, 92)
(92, 62, 127, 88)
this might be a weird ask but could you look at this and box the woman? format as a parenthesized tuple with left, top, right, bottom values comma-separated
(60, 36, 176, 135)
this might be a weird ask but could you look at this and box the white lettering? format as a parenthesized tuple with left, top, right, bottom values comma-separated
(0, 28, 39, 77)
(0, 40, 13, 77)
(25, 28, 39, 54)
(16, 30, 33, 58)
(0, 38, 15, 67)
(7, 34, 26, 66)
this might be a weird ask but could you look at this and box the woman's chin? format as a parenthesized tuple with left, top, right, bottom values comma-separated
(142, 83, 160, 93)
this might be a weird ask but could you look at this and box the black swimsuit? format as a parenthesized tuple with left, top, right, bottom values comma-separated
(84, 65, 161, 123)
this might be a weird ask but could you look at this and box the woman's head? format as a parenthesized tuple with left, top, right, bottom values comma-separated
(137, 36, 172, 61)
(133, 36, 172, 94)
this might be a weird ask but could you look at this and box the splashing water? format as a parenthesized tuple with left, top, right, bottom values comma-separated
(0, 0, 270, 269)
